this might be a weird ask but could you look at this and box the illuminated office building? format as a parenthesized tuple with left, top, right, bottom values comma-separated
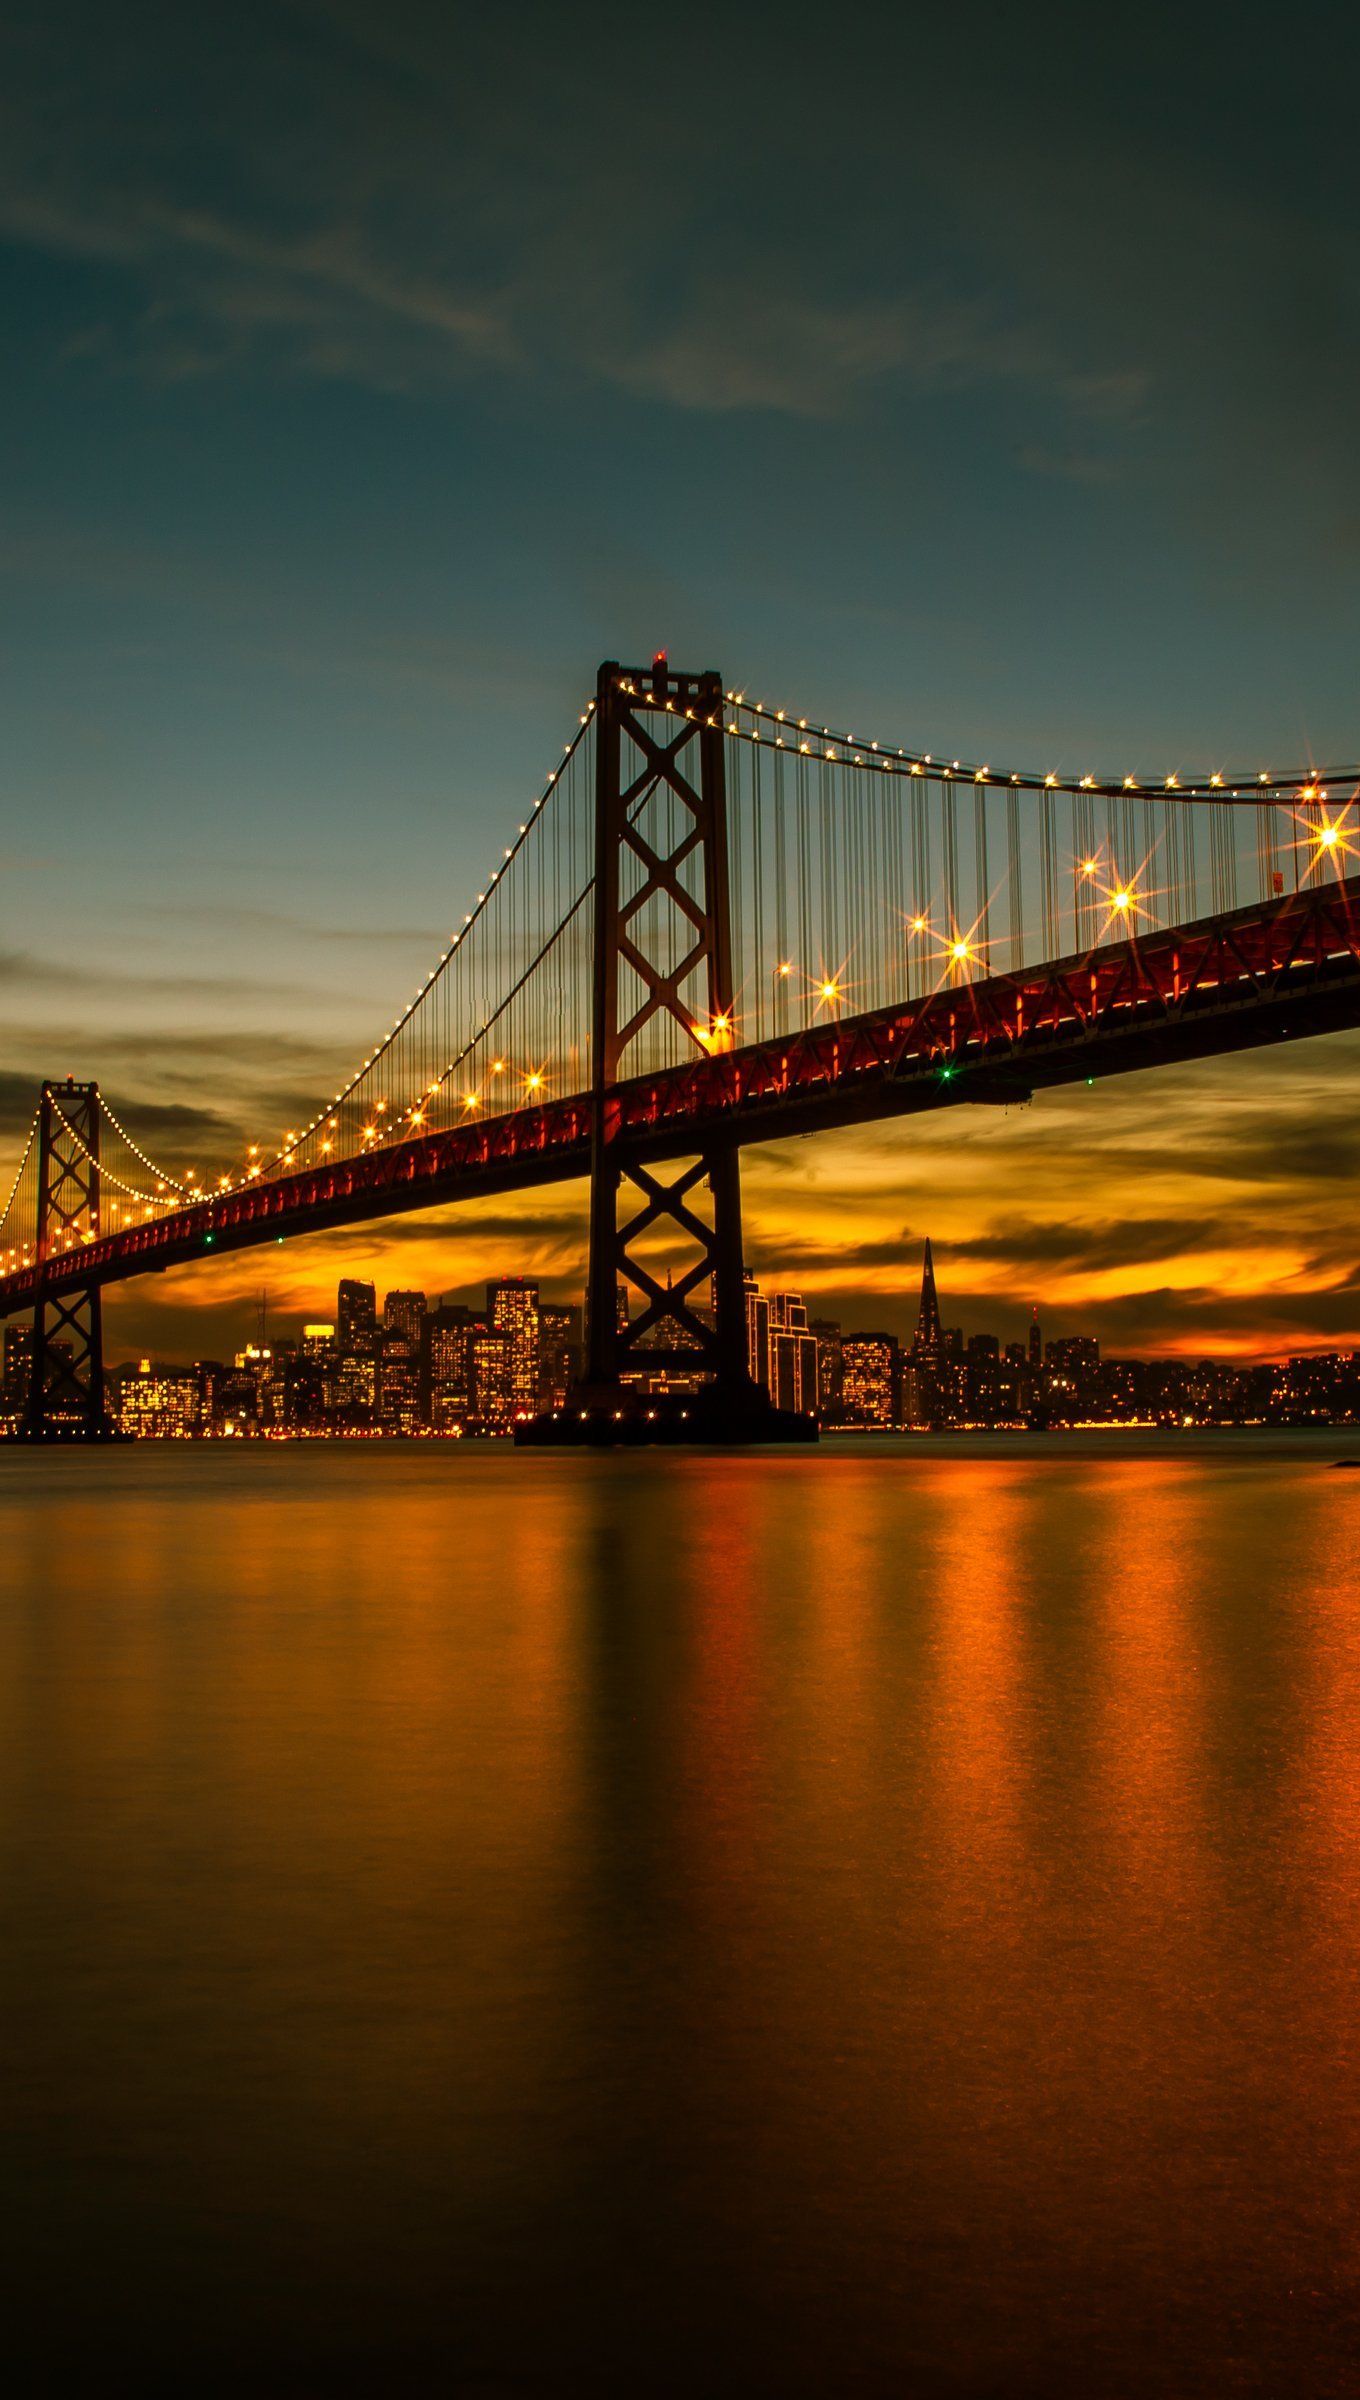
(488, 1278, 539, 1419)
(471, 1325, 512, 1428)
(767, 1291, 818, 1414)
(118, 1359, 199, 1438)
(841, 1333, 899, 1427)
(430, 1302, 480, 1430)
(538, 1303, 580, 1410)
(745, 1275, 770, 1390)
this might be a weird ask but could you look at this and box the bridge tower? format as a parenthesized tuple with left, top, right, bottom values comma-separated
(21, 1080, 113, 1442)
(527, 656, 813, 1444)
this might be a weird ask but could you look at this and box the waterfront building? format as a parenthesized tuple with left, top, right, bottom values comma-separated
(811, 1318, 842, 1420)
(117, 1359, 200, 1438)
(841, 1333, 898, 1427)
(0, 1320, 32, 1433)
(1047, 1335, 1099, 1378)
(384, 1289, 426, 1353)
(300, 1322, 340, 1415)
(537, 1303, 580, 1411)
(430, 1301, 481, 1430)
(768, 1292, 819, 1414)
(471, 1326, 512, 1428)
(338, 1279, 377, 1359)
(378, 1332, 422, 1432)
(378, 1289, 427, 1431)
(335, 1280, 378, 1419)
(745, 1274, 770, 1391)
(488, 1278, 539, 1420)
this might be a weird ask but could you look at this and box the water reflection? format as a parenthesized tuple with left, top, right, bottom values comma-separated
(1, 1441, 1357, 2393)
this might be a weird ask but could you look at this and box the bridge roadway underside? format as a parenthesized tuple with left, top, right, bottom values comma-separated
(3, 875, 1359, 1319)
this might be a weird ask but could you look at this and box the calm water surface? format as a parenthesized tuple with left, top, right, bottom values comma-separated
(2, 1437, 1358, 2395)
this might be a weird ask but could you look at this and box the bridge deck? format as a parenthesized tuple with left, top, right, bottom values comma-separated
(2, 875, 1357, 1318)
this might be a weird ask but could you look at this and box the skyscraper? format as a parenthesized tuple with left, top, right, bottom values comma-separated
(745, 1273, 770, 1390)
(768, 1291, 818, 1413)
(430, 1301, 480, 1430)
(911, 1239, 947, 1426)
(337, 1278, 377, 1359)
(914, 1238, 943, 1363)
(337, 1278, 378, 1414)
(488, 1278, 539, 1419)
(379, 1289, 426, 1431)
(537, 1303, 580, 1410)
(384, 1290, 426, 1353)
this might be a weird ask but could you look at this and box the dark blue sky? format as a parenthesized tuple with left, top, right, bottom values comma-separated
(3, 0, 1359, 1355)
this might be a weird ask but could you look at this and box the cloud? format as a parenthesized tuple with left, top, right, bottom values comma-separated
(0, 6, 1149, 425)
(0, 947, 351, 1013)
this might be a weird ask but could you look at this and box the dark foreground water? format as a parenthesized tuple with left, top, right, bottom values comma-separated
(2, 1436, 1358, 2396)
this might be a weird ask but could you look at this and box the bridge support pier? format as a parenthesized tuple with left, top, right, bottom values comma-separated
(518, 656, 815, 1447)
(18, 1081, 115, 1442)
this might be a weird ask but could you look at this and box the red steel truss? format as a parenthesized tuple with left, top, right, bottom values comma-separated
(3, 873, 1358, 1317)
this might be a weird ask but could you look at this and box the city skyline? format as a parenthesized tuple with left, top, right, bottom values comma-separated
(24, 1243, 1358, 1440)
(72, 1152, 1360, 1377)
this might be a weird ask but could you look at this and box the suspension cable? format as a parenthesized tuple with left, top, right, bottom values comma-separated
(96, 1093, 187, 1194)
(0, 1107, 40, 1231)
(280, 703, 597, 1160)
(721, 691, 1358, 806)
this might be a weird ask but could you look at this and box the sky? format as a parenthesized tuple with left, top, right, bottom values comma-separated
(2, 0, 1359, 1363)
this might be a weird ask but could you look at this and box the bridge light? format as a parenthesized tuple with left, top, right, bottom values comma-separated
(463, 1092, 480, 1111)
(491, 1059, 504, 1074)
(777, 961, 791, 976)
(818, 980, 841, 1005)
(911, 916, 928, 933)
(1318, 822, 1340, 847)
(525, 1071, 544, 1093)
(1113, 890, 1132, 911)
(950, 939, 973, 965)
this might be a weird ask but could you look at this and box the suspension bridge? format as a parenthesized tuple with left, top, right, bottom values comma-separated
(4, 655, 1359, 1439)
